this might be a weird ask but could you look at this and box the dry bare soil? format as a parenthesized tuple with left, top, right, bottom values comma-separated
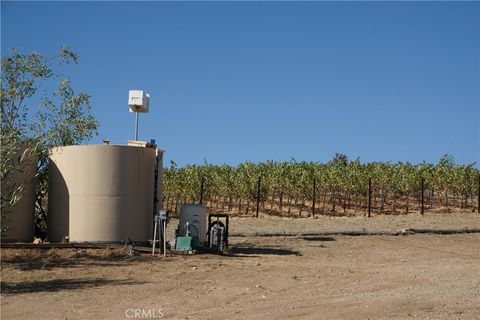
(1, 212, 480, 320)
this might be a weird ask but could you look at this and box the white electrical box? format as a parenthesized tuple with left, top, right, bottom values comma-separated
(128, 90, 150, 113)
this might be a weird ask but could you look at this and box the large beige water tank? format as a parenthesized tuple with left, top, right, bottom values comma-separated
(178, 204, 207, 244)
(48, 144, 163, 242)
(2, 146, 36, 242)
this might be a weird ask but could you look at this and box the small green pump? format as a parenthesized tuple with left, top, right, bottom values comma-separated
(174, 221, 200, 253)
(175, 236, 199, 252)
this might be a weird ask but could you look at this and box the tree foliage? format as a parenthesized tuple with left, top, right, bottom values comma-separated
(1, 47, 98, 235)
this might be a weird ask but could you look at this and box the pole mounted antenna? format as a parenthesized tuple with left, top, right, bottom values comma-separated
(128, 90, 150, 141)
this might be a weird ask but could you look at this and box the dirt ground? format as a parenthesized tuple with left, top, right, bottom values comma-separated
(1, 214, 479, 320)
(228, 211, 480, 235)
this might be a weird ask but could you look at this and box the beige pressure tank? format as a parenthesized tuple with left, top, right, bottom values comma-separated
(178, 204, 208, 244)
(2, 146, 36, 242)
(48, 144, 163, 242)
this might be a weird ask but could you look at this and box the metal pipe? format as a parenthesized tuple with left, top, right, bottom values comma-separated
(152, 219, 157, 255)
(135, 112, 139, 140)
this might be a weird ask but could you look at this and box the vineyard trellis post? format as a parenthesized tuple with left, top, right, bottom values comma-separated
(312, 177, 316, 218)
(256, 176, 261, 218)
(368, 178, 372, 218)
(199, 176, 205, 205)
(477, 174, 480, 213)
(421, 176, 425, 215)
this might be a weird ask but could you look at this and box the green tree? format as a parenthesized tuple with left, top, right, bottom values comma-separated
(1, 47, 98, 235)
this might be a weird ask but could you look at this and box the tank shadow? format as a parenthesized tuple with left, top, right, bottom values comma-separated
(302, 236, 336, 241)
(228, 245, 301, 256)
(47, 160, 69, 242)
(1, 249, 153, 271)
(1, 278, 144, 295)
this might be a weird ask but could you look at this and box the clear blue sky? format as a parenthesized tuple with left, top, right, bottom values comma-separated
(2, 1, 479, 166)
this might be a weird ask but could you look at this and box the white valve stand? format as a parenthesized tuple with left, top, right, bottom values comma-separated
(152, 210, 168, 257)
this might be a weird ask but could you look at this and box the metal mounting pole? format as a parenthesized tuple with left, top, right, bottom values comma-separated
(163, 220, 167, 259)
(134, 112, 139, 140)
(152, 217, 157, 256)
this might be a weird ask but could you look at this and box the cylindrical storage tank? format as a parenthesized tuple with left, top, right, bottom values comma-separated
(48, 144, 162, 242)
(178, 204, 207, 244)
(2, 146, 36, 242)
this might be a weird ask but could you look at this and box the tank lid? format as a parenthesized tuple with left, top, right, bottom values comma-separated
(127, 140, 156, 149)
